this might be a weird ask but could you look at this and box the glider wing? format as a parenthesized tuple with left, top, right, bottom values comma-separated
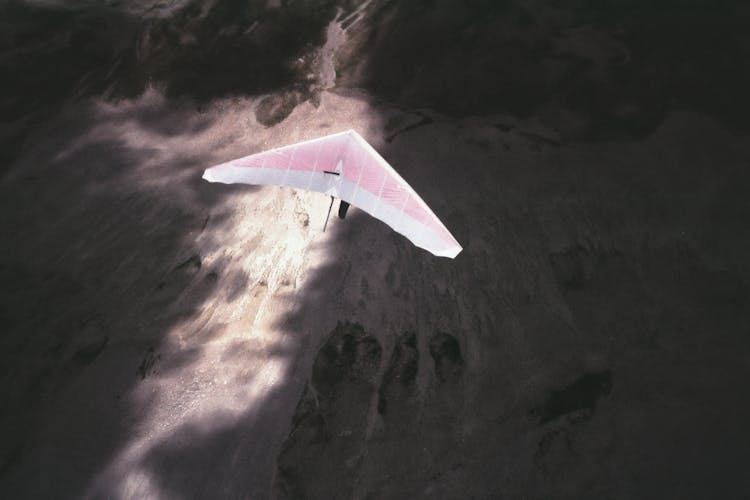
(202, 130, 462, 258)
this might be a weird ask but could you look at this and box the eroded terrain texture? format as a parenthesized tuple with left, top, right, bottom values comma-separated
(1, 1, 749, 498)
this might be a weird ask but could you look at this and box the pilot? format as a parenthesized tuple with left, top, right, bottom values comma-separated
(338, 200, 350, 219)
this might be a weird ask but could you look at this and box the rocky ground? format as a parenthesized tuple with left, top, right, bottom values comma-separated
(1, 1, 749, 499)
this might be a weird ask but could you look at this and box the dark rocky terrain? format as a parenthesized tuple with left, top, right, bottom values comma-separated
(1, 1, 749, 498)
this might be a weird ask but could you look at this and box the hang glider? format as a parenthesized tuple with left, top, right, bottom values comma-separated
(202, 130, 462, 258)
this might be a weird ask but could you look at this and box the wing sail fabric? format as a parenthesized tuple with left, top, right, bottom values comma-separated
(202, 130, 462, 258)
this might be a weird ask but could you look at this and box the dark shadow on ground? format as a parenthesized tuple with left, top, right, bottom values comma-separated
(271, 119, 750, 498)
(336, 0, 750, 141)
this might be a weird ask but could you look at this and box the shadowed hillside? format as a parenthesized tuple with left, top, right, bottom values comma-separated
(1, 1, 749, 498)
